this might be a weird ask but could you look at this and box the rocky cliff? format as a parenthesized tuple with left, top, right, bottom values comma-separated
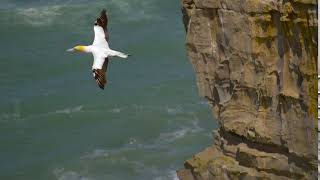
(178, 0, 318, 179)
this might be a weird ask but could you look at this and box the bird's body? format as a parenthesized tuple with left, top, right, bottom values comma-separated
(67, 9, 129, 89)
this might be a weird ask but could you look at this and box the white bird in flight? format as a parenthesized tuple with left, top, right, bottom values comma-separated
(67, 9, 129, 89)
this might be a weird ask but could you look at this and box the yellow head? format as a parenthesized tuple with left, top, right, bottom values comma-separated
(74, 45, 86, 52)
(67, 45, 87, 52)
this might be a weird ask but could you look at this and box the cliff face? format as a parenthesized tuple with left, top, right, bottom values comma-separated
(178, 0, 318, 179)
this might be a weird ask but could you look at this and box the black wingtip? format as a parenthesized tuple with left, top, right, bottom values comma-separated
(101, 9, 107, 14)
(98, 84, 105, 90)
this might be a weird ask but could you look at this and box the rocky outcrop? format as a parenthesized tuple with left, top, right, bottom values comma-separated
(178, 0, 317, 179)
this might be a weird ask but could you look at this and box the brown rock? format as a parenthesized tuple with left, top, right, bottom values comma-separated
(178, 0, 318, 179)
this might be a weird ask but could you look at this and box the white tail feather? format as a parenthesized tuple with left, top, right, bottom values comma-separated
(107, 49, 129, 58)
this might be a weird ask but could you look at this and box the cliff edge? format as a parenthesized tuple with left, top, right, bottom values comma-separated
(178, 0, 318, 179)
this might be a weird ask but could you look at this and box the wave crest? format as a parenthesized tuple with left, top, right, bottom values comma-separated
(17, 5, 62, 26)
(53, 168, 92, 180)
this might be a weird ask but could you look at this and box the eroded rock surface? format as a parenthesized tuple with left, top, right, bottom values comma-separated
(178, 0, 317, 179)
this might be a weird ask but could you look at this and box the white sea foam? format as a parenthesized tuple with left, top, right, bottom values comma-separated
(0, 113, 21, 123)
(158, 128, 189, 143)
(166, 105, 183, 115)
(108, 0, 161, 22)
(153, 170, 179, 180)
(157, 118, 203, 143)
(119, 160, 178, 180)
(199, 100, 209, 106)
(9, 0, 161, 27)
(109, 0, 130, 13)
(157, 126, 202, 143)
(0, 100, 24, 122)
(170, 170, 179, 180)
(80, 149, 109, 159)
(129, 137, 137, 144)
(55, 105, 83, 114)
(17, 5, 62, 26)
(53, 168, 92, 180)
(109, 108, 121, 113)
(67, 114, 206, 179)
(80, 137, 138, 160)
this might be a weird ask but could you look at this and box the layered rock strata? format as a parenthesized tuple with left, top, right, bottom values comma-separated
(178, 0, 318, 179)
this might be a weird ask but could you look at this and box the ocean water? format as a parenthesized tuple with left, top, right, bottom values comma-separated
(0, 0, 217, 179)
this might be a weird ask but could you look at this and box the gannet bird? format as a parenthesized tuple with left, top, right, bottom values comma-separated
(67, 9, 129, 89)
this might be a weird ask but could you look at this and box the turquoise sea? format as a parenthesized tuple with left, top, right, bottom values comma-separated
(0, 0, 217, 179)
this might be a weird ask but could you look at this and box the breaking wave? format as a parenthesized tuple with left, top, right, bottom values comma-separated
(1, 0, 162, 27)
(55, 105, 83, 114)
(53, 168, 93, 180)
(157, 118, 204, 143)
(16, 5, 63, 26)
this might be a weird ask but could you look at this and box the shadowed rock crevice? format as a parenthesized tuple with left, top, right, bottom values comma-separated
(219, 129, 316, 172)
(178, 0, 317, 179)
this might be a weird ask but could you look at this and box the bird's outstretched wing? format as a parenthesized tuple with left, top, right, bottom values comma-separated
(92, 69, 107, 89)
(92, 9, 109, 90)
(94, 9, 109, 41)
(93, 26, 109, 47)
(93, 9, 109, 47)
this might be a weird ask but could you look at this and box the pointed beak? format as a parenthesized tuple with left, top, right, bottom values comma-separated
(66, 48, 75, 52)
